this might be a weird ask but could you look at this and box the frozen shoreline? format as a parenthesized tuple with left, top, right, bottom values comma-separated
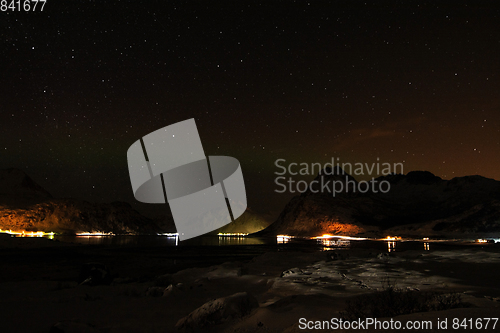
(0, 239, 499, 332)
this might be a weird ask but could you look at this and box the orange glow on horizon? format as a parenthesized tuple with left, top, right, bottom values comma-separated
(0, 229, 55, 238)
(313, 234, 367, 240)
(75, 232, 114, 236)
(383, 236, 402, 241)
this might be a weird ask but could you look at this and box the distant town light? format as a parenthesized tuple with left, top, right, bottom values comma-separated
(75, 232, 114, 236)
(0, 229, 55, 238)
(383, 236, 402, 241)
(217, 233, 248, 237)
(314, 234, 367, 241)
(277, 235, 292, 243)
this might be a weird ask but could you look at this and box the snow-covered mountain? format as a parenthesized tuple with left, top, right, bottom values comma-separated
(260, 167, 500, 238)
(0, 169, 271, 235)
(0, 169, 156, 234)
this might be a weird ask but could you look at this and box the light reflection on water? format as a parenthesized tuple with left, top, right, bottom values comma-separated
(318, 238, 350, 251)
(384, 241, 432, 252)
(53, 235, 267, 246)
(45, 235, 477, 252)
(218, 236, 265, 246)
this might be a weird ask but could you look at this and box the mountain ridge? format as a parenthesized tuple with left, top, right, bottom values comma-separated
(0, 169, 270, 235)
(258, 168, 500, 238)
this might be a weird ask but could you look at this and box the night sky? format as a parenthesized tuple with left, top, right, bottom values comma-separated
(2, 1, 499, 217)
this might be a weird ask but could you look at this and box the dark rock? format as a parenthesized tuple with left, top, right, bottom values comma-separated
(153, 273, 173, 287)
(146, 286, 165, 297)
(49, 320, 98, 333)
(163, 283, 184, 297)
(326, 251, 349, 261)
(78, 262, 113, 286)
(280, 267, 311, 277)
(0, 168, 52, 199)
(377, 253, 389, 259)
(405, 171, 442, 185)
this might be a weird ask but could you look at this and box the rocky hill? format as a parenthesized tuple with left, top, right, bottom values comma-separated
(259, 167, 500, 238)
(0, 169, 272, 236)
(0, 168, 52, 200)
(0, 169, 157, 235)
(214, 208, 272, 234)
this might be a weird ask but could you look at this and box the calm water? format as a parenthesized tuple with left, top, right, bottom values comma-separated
(54, 234, 266, 247)
(49, 234, 496, 252)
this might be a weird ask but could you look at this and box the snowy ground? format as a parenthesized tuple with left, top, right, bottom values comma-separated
(1, 237, 499, 332)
